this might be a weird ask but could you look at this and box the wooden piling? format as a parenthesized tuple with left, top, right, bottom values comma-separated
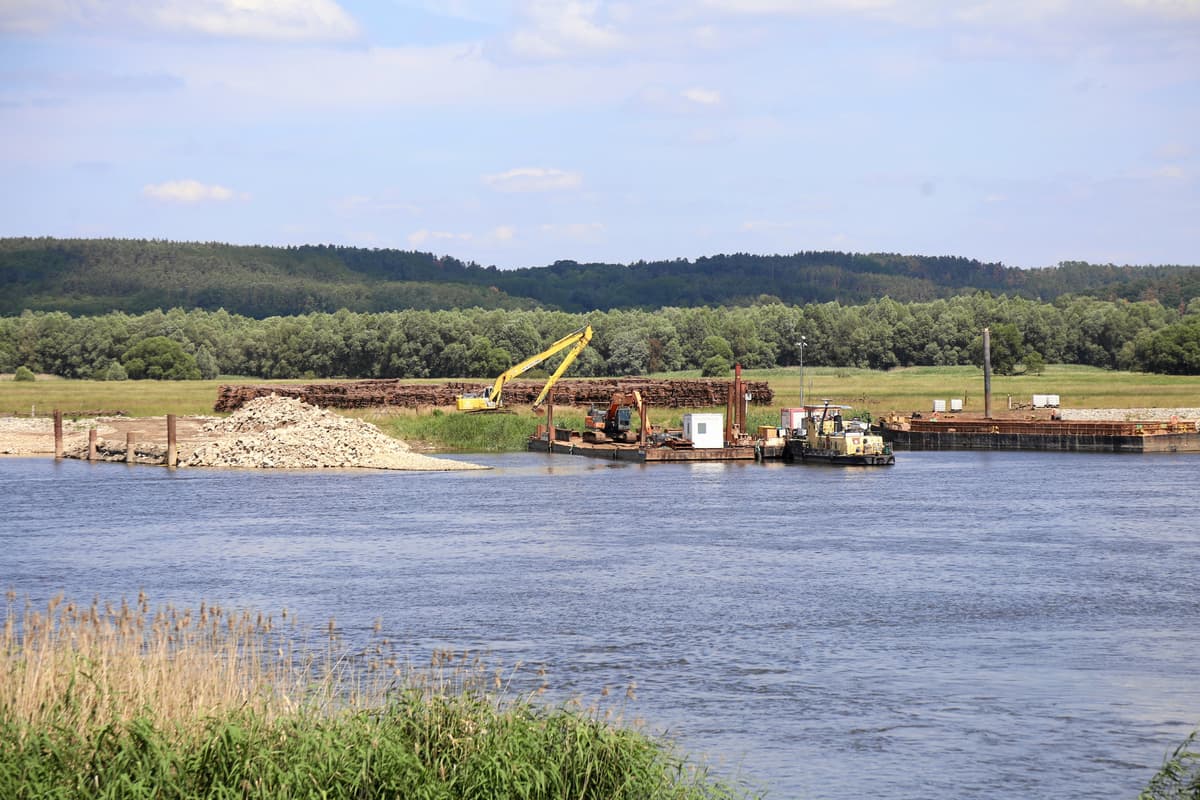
(53, 410, 63, 459)
(166, 414, 177, 467)
(88, 428, 97, 461)
(125, 432, 136, 464)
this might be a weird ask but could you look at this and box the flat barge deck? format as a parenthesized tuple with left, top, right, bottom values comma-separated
(880, 416, 1200, 453)
(528, 429, 785, 463)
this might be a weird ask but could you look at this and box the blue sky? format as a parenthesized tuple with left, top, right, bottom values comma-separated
(2, 0, 1197, 270)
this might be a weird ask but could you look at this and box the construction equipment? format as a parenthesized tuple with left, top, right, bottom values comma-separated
(456, 325, 593, 412)
(584, 390, 647, 444)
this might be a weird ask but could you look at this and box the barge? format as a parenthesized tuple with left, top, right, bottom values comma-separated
(528, 364, 787, 463)
(528, 428, 785, 463)
(879, 414, 1200, 453)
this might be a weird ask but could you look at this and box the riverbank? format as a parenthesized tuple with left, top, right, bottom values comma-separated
(0, 396, 485, 470)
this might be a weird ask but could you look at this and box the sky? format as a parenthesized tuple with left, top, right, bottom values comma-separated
(1, 0, 1197, 270)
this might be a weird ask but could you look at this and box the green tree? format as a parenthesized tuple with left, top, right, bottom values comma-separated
(122, 336, 201, 380)
(13, 365, 35, 381)
(700, 355, 730, 377)
(1022, 351, 1046, 376)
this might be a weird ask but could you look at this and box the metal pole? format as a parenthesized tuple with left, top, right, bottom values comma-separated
(796, 337, 807, 410)
(983, 327, 993, 419)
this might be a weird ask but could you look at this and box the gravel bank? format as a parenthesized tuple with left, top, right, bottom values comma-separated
(182, 395, 487, 470)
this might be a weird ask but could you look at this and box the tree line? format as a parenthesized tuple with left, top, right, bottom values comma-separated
(5, 237, 1200, 317)
(4, 293, 1199, 380)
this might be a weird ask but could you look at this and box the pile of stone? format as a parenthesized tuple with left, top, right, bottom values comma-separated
(1059, 407, 1200, 424)
(183, 395, 485, 471)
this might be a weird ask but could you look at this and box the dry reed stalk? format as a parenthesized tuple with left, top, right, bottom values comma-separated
(1, 593, 323, 741)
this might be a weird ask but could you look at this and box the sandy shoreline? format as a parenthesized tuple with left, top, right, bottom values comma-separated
(0, 398, 485, 471)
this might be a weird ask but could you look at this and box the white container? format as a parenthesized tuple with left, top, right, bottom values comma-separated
(950, 398, 963, 412)
(933, 399, 947, 412)
(780, 408, 806, 431)
(682, 413, 724, 449)
(1033, 394, 1061, 408)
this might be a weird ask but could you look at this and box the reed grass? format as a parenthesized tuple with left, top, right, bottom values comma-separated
(1, 593, 754, 800)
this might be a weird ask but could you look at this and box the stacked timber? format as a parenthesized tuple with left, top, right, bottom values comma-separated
(215, 379, 773, 413)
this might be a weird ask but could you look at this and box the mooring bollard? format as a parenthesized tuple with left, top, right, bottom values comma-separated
(53, 410, 63, 459)
(166, 414, 177, 468)
(88, 428, 97, 461)
(126, 432, 136, 464)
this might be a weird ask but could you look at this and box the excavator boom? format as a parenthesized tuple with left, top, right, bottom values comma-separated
(456, 324, 593, 411)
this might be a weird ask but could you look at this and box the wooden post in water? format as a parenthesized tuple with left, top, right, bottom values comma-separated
(125, 432, 136, 464)
(87, 428, 97, 461)
(546, 398, 554, 447)
(53, 410, 63, 459)
(166, 414, 177, 467)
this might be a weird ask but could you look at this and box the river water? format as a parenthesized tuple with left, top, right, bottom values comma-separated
(4, 450, 1199, 798)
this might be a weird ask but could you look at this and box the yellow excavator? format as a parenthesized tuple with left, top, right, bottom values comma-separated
(455, 324, 593, 412)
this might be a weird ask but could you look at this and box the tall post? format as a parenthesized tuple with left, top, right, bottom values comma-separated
(796, 337, 807, 411)
(983, 327, 993, 419)
(125, 432, 136, 464)
(53, 409, 63, 459)
(166, 414, 177, 467)
(87, 428, 97, 461)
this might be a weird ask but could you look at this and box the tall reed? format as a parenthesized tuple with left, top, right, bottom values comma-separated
(1, 593, 756, 799)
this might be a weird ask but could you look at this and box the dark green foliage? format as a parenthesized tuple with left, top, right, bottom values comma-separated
(0, 291, 1194, 381)
(0, 701, 750, 800)
(121, 336, 201, 380)
(1141, 728, 1200, 800)
(3, 237, 1198, 317)
(1134, 317, 1200, 375)
(701, 356, 730, 377)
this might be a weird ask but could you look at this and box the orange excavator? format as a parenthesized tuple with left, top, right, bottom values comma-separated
(584, 390, 648, 444)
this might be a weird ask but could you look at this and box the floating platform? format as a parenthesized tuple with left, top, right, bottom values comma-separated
(528, 428, 785, 463)
(880, 416, 1200, 453)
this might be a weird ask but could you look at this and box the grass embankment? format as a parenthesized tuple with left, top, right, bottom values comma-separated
(1, 594, 751, 800)
(3, 366, 1197, 451)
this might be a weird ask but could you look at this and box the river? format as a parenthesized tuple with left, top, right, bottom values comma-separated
(3, 450, 1199, 798)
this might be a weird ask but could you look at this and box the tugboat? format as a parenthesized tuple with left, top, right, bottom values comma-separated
(785, 400, 895, 466)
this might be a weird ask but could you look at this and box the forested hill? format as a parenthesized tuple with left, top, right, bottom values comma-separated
(3, 237, 1198, 317)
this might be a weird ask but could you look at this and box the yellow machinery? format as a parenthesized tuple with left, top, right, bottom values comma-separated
(456, 324, 593, 412)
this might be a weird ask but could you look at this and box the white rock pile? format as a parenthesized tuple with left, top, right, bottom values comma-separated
(1058, 407, 1200, 424)
(182, 395, 486, 471)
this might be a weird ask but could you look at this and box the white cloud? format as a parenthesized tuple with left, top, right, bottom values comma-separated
(152, 0, 359, 41)
(540, 222, 606, 239)
(483, 167, 583, 192)
(142, 179, 241, 203)
(407, 229, 473, 246)
(505, 0, 626, 59)
(0, 0, 359, 41)
(492, 225, 517, 241)
(682, 87, 721, 105)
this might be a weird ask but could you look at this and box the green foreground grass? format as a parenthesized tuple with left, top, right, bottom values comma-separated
(1, 595, 753, 800)
(2, 366, 1197, 452)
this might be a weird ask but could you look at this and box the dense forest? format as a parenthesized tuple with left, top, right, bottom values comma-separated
(3, 237, 1200, 316)
(3, 237, 1199, 378)
(4, 295, 1200, 380)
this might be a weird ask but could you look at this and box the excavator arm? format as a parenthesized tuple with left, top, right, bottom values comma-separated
(456, 324, 593, 411)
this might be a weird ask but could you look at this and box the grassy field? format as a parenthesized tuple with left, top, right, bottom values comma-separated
(1, 595, 752, 799)
(3, 366, 1197, 451)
